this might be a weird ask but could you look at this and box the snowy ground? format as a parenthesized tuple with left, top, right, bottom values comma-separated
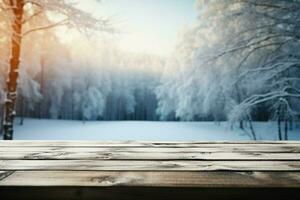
(11, 118, 300, 141)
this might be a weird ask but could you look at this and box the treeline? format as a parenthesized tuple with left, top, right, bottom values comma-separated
(14, 34, 163, 122)
(16, 68, 161, 122)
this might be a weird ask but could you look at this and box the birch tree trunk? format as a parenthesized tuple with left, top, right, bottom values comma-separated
(3, 0, 24, 140)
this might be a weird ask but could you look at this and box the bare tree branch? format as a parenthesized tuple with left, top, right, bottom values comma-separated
(22, 18, 68, 36)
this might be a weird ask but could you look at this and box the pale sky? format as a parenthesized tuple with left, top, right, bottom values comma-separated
(75, 0, 197, 57)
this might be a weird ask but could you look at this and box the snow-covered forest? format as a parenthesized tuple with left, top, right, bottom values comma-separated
(14, 37, 164, 121)
(0, 0, 300, 140)
(156, 0, 300, 140)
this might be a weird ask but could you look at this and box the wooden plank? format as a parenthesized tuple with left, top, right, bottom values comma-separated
(1, 160, 300, 171)
(1, 171, 300, 187)
(1, 147, 300, 160)
(0, 140, 299, 147)
(2, 146, 300, 153)
(0, 141, 299, 199)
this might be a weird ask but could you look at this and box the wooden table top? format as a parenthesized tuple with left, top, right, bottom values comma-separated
(0, 141, 300, 188)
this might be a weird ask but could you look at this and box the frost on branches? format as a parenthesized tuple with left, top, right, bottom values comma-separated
(156, 0, 300, 140)
(0, 0, 109, 139)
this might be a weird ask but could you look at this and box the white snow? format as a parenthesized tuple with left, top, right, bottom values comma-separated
(12, 118, 300, 141)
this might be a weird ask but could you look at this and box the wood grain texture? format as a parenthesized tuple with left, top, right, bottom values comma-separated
(0, 141, 300, 195)
(1, 171, 300, 187)
(1, 147, 300, 160)
(1, 160, 300, 171)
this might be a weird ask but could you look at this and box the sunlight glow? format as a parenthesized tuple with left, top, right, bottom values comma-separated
(61, 0, 197, 57)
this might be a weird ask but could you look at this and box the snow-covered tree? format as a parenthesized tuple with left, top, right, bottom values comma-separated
(156, 0, 300, 140)
(0, 0, 109, 139)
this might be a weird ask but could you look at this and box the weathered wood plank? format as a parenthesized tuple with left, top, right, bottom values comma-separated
(1, 147, 300, 160)
(2, 146, 300, 152)
(0, 140, 299, 147)
(1, 160, 300, 171)
(1, 140, 299, 200)
(0, 171, 300, 187)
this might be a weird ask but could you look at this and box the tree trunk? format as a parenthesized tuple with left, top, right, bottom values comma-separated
(277, 116, 282, 141)
(289, 119, 293, 131)
(3, 0, 24, 140)
(39, 56, 45, 119)
(247, 114, 256, 141)
(0, 104, 4, 136)
(71, 80, 74, 120)
(239, 120, 244, 130)
(234, 83, 244, 130)
(19, 95, 25, 126)
(284, 118, 288, 141)
(278, 118, 282, 141)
